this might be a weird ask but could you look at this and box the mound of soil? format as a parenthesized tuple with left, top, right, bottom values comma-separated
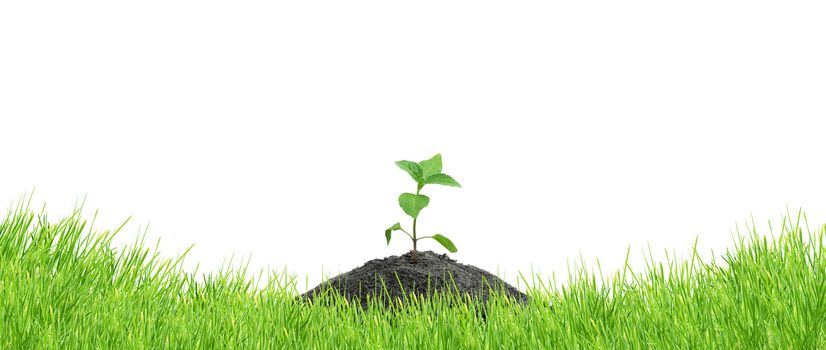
(300, 250, 529, 309)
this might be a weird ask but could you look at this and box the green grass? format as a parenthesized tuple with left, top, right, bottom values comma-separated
(1, 197, 825, 349)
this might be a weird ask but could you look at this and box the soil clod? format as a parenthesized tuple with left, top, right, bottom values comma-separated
(300, 251, 528, 310)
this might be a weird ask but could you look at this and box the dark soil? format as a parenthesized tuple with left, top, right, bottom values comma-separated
(300, 250, 529, 311)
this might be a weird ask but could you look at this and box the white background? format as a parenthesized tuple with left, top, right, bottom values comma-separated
(2, 1, 825, 292)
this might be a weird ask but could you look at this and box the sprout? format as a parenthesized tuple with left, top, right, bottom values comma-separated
(385, 153, 461, 263)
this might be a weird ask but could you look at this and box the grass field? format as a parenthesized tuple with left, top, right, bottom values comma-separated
(1, 198, 824, 349)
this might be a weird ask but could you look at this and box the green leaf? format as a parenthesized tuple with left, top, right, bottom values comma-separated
(385, 223, 401, 245)
(395, 160, 423, 182)
(418, 154, 442, 179)
(423, 173, 462, 187)
(398, 193, 429, 218)
(430, 234, 458, 253)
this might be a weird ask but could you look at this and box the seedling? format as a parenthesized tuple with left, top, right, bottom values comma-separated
(385, 153, 461, 263)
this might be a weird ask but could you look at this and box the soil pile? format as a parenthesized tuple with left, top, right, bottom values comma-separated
(300, 250, 528, 309)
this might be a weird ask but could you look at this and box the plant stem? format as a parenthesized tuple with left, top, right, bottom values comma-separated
(413, 186, 421, 263)
(412, 217, 418, 263)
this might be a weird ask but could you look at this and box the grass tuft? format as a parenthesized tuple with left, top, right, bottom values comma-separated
(1, 198, 824, 348)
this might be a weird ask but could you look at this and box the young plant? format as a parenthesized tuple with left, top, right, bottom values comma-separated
(385, 153, 461, 263)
